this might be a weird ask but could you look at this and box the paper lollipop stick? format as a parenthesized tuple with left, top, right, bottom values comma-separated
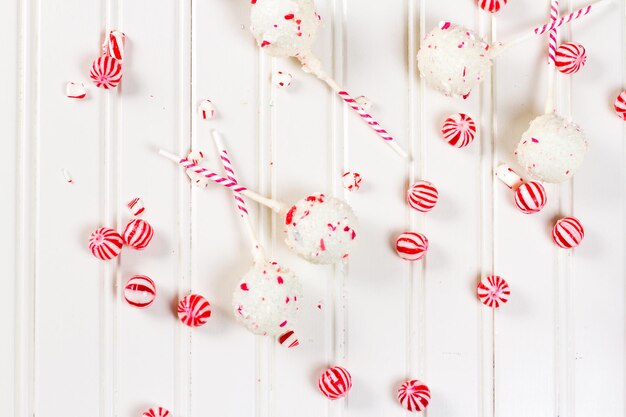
(545, 0, 560, 114)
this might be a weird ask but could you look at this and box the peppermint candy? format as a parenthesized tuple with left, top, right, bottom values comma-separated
(123, 275, 156, 308)
(88, 227, 123, 260)
(477, 275, 510, 308)
(478, 0, 507, 13)
(142, 407, 170, 417)
(103, 30, 126, 62)
(178, 294, 212, 327)
(278, 330, 300, 348)
(614, 91, 626, 121)
(397, 380, 431, 412)
(441, 113, 477, 148)
(66, 82, 86, 99)
(552, 216, 584, 248)
(407, 181, 439, 212)
(318, 366, 352, 400)
(514, 181, 547, 214)
(342, 171, 362, 192)
(395, 232, 429, 261)
(555, 42, 587, 74)
(122, 219, 154, 250)
(89, 56, 123, 89)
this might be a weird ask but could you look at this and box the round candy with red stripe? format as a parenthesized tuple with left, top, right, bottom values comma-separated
(514, 181, 547, 214)
(142, 407, 170, 417)
(477, 275, 510, 308)
(478, 0, 507, 13)
(552, 216, 585, 249)
(407, 181, 439, 212)
(89, 55, 123, 89)
(614, 91, 626, 121)
(122, 218, 154, 250)
(88, 227, 123, 260)
(123, 275, 156, 308)
(318, 366, 352, 400)
(441, 113, 477, 148)
(555, 42, 587, 74)
(178, 294, 212, 327)
(397, 380, 431, 412)
(395, 232, 429, 261)
(278, 330, 300, 348)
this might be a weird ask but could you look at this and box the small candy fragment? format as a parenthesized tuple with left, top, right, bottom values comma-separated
(89, 56, 123, 89)
(122, 218, 154, 249)
(395, 232, 428, 261)
(441, 113, 477, 148)
(273, 71, 293, 89)
(318, 366, 352, 400)
(89, 227, 123, 260)
(397, 380, 431, 412)
(555, 42, 587, 74)
(477, 275, 510, 308)
(142, 407, 170, 417)
(127, 197, 145, 216)
(278, 330, 300, 348)
(185, 150, 211, 187)
(61, 168, 74, 184)
(407, 181, 438, 212)
(355, 95, 373, 111)
(514, 181, 547, 214)
(178, 294, 212, 327)
(123, 275, 156, 308)
(187, 150, 205, 164)
(342, 171, 362, 192)
(103, 30, 126, 62)
(552, 216, 584, 248)
(495, 164, 523, 190)
(198, 99, 216, 119)
(614, 91, 626, 121)
(66, 82, 87, 99)
(478, 0, 507, 13)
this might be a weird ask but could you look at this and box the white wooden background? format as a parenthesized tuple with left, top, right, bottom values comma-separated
(1, 0, 624, 416)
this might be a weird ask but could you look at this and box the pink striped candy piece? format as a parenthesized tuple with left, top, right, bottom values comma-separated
(318, 366, 352, 400)
(614, 91, 626, 121)
(123, 275, 156, 308)
(477, 275, 510, 308)
(441, 113, 477, 148)
(397, 380, 431, 412)
(552, 216, 584, 248)
(278, 330, 300, 348)
(407, 181, 439, 212)
(88, 227, 123, 261)
(198, 99, 215, 119)
(122, 218, 154, 250)
(66, 82, 86, 99)
(177, 294, 212, 327)
(89, 55, 123, 89)
(478, 0, 507, 13)
(555, 42, 587, 74)
(514, 181, 547, 214)
(142, 407, 170, 417)
(104, 30, 125, 62)
(396, 232, 428, 261)
(127, 197, 145, 216)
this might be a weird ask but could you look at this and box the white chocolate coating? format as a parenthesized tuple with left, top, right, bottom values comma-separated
(515, 113, 588, 183)
(283, 193, 358, 264)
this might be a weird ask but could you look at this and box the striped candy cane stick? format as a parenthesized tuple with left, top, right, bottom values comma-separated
(159, 149, 285, 213)
(545, 0, 559, 113)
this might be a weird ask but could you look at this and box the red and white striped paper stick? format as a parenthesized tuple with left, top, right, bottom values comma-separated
(159, 149, 285, 213)
(545, 0, 559, 114)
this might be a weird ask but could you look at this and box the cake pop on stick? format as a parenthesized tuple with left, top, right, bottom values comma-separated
(159, 150, 359, 265)
(249, 0, 408, 159)
(417, 0, 614, 98)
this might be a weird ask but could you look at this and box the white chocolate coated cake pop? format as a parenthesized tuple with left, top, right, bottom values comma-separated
(232, 260, 303, 336)
(283, 193, 358, 264)
(515, 113, 588, 183)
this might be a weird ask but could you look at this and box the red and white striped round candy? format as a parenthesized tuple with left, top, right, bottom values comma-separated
(478, 0, 507, 13)
(514, 181, 547, 214)
(555, 42, 587, 74)
(407, 181, 439, 212)
(89, 56, 122, 89)
(278, 330, 300, 348)
(397, 380, 431, 412)
(123, 275, 156, 308)
(177, 294, 211, 327)
(88, 227, 123, 260)
(142, 407, 170, 417)
(396, 232, 429, 261)
(441, 113, 477, 148)
(477, 275, 510, 308)
(318, 366, 352, 400)
(122, 218, 154, 250)
(614, 91, 626, 121)
(552, 216, 585, 248)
